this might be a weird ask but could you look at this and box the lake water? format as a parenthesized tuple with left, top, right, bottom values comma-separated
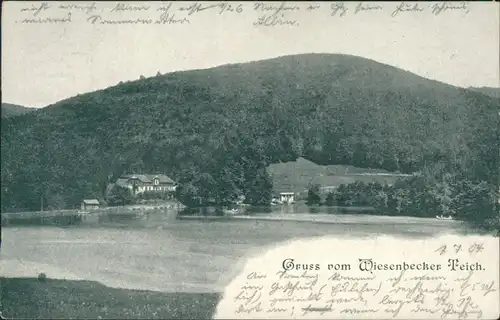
(0, 207, 465, 294)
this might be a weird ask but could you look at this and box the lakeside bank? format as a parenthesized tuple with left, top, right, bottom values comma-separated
(0, 277, 220, 319)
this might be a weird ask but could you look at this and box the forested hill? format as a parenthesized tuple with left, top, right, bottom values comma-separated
(1, 103, 36, 118)
(1, 53, 499, 211)
(468, 86, 500, 99)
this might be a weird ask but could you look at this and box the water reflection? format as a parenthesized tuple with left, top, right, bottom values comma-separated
(0, 204, 391, 228)
(179, 204, 375, 216)
(2, 214, 84, 227)
(1, 204, 462, 233)
(2, 210, 179, 228)
(179, 206, 226, 216)
(308, 206, 321, 214)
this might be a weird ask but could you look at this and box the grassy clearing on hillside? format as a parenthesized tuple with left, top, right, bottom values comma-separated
(267, 157, 405, 193)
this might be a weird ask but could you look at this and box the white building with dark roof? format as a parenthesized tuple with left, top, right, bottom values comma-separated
(279, 192, 295, 204)
(116, 174, 177, 195)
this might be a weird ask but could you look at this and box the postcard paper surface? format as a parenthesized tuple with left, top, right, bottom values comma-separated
(214, 235, 500, 319)
(1, 1, 499, 320)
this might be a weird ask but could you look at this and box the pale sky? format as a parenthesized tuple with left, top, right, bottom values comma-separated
(2, 1, 499, 108)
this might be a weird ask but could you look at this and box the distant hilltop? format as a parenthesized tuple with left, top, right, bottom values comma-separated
(468, 86, 500, 99)
(1, 103, 36, 118)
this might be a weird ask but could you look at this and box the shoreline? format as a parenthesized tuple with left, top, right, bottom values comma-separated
(1, 277, 221, 319)
(1, 201, 185, 220)
(1, 205, 468, 228)
(178, 212, 465, 225)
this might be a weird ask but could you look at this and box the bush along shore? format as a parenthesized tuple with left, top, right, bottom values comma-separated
(0, 277, 221, 319)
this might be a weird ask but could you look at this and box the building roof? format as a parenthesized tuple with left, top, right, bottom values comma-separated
(115, 178, 130, 188)
(82, 199, 100, 205)
(119, 174, 175, 184)
(279, 192, 295, 195)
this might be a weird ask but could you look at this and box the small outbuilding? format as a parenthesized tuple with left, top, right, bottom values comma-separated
(81, 199, 101, 211)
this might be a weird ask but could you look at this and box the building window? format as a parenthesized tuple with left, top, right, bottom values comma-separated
(154, 178, 159, 185)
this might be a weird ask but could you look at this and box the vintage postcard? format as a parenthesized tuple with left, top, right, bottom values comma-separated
(1, 1, 499, 319)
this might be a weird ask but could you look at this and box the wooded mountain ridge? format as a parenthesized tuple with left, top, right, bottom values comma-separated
(1, 103, 36, 118)
(468, 86, 500, 99)
(1, 53, 499, 211)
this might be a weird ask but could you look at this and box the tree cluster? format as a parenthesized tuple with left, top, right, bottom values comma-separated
(308, 173, 499, 230)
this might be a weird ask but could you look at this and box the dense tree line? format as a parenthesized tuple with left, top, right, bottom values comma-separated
(1, 103, 35, 118)
(307, 172, 499, 231)
(1, 54, 498, 231)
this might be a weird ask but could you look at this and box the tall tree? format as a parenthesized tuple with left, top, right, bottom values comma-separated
(306, 183, 322, 206)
